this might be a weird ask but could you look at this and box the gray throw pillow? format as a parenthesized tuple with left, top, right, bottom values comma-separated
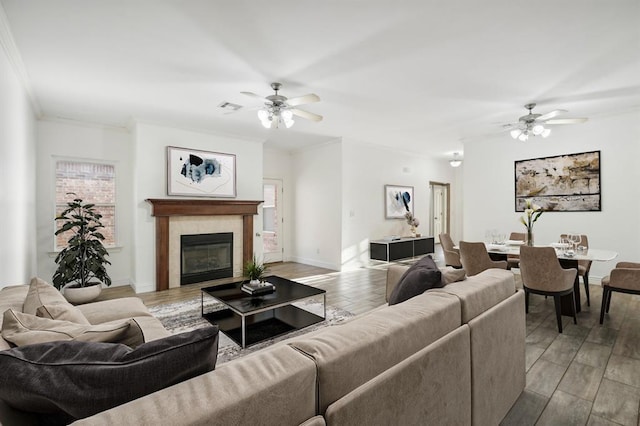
(0, 326, 219, 421)
(388, 256, 443, 305)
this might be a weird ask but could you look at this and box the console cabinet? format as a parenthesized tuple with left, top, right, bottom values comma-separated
(369, 236, 435, 262)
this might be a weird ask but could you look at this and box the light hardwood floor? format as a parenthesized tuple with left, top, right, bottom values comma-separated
(98, 262, 388, 315)
(98, 255, 640, 425)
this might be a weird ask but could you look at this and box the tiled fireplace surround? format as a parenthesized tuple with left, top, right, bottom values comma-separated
(146, 199, 262, 291)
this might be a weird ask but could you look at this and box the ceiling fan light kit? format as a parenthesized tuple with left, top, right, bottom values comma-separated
(449, 152, 462, 168)
(242, 82, 322, 129)
(507, 103, 586, 141)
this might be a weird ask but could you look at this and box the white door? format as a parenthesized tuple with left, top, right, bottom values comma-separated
(263, 179, 283, 263)
(430, 183, 449, 238)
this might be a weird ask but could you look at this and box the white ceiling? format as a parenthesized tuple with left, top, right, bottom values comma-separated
(2, 0, 639, 157)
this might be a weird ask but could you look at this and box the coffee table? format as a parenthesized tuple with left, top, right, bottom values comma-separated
(201, 275, 326, 348)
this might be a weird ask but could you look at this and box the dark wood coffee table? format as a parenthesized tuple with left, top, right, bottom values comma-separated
(201, 275, 326, 348)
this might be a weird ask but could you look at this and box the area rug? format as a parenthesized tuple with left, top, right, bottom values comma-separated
(148, 297, 355, 364)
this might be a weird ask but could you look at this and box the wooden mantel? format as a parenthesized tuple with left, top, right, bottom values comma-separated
(146, 199, 262, 291)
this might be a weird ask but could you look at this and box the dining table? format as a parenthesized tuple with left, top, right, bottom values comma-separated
(486, 242, 618, 315)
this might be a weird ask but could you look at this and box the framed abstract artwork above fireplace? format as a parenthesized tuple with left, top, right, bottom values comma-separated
(167, 146, 236, 197)
(515, 150, 601, 212)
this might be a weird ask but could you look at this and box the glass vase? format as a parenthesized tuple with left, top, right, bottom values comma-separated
(526, 229, 534, 246)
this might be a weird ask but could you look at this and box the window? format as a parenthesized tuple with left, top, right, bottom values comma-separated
(55, 160, 116, 249)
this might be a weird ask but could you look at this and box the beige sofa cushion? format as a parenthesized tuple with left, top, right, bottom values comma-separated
(441, 266, 467, 285)
(325, 325, 471, 425)
(77, 297, 153, 324)
(73, 345, 318, 426)
(0, 285, 30, 351)
(1, 309, 133, 347)
(36, 304, 90, 325)
(429, 268, 516, 323)
(289, 292, 461, 413)
(22, 277, 68, 315)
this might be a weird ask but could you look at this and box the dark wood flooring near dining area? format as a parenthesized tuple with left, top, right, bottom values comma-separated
(99, 257, 640, 425)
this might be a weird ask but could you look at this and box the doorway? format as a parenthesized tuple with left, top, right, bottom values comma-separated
(429, 182, 450, 239)
(263, 179, 283, 263)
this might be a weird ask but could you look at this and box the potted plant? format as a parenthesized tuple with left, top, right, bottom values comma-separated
(244, 256, 267, 284)
(53, 193, 112, 303)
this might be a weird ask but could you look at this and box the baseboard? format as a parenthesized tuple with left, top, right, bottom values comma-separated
(289, 256, 340, 271)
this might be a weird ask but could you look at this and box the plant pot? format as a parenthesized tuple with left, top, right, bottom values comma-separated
(63, 284, 102, 305)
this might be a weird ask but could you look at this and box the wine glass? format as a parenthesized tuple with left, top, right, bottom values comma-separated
(569, 234, 581, 252)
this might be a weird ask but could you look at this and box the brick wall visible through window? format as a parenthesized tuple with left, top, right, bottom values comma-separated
(55, 161, 116, 249)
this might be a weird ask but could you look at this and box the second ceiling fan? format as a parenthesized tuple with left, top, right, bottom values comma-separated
(505, 103, 588, 141)
(241, 82, 323, 129)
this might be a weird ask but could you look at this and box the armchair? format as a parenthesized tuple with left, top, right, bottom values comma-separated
(519, 246, 577, 333)
(439, 233, 462, 268)
(458, 241, 507, 276)
(506, 232, 526, 270)
(600, 262, 640, 325)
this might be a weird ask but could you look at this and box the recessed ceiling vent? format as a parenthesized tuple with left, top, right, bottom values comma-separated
(218, 102, 242, 111)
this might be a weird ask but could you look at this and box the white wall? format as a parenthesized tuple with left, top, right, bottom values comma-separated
(341, 139, 457, 269)
(463, 111, 640, 279)
(263, 147, 293, 261)
(35, 120, 134, 286)
(0, 40, 36, 287)
(132, 123, 264, 293)
(290, 140, 343, 270)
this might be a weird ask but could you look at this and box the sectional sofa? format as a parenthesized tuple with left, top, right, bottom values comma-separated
(0, 266, 525, 425)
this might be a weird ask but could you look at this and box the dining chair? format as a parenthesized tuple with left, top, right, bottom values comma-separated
(458, 241, 507, 276)
(599, 262, 640, 324)
(519, 246, 577, 333)
(560, 234, 592, 306)
(439, 233, 462, 268)
(506, 232, 526, 270)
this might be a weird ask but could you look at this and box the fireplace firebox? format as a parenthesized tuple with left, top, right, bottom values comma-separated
(181, 233, 233, 285)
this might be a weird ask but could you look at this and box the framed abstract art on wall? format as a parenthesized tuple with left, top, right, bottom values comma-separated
(515, 150, 600, 212)
(385, 185, 414, 218)
(167, 146, 236, 197)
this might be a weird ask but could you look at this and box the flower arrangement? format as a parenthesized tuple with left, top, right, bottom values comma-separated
(405, 211, 420, 236)
(519, 199, 543, 246)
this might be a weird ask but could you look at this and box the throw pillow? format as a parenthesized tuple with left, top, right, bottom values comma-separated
(388, 256, 443, 305)
(440, 267, 467, 286)
(36, 303, 90, 325)
(1, 309, 132, 347)
(0, 326, 219, 420)
(22, 277, 68, 315)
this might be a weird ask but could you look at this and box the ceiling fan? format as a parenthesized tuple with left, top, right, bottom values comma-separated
(241, 82, 323, 129)
(505, 103, 588, 141)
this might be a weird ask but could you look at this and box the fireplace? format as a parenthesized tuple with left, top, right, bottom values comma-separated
(181, 233, 233, 285)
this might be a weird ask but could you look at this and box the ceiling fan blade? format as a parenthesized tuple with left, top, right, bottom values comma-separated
(286, 93, 320, 107)
(290, 108, 323, 122)
(537, 109, 568, 121)
(545, 118, 588, 125)
(240, 91, 268, 101)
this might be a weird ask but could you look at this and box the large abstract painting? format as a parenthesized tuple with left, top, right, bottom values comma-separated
(515, 150, 601, 212)
(385, 185, 414, 218)
(167, 146, 236, 197)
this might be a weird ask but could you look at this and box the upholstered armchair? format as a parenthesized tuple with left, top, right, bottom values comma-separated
(519, 246, 577, 333)
(458, 241, 507, 276)
(506, 232, 526, 270)
(600, 262, 640, 324)
(439, 233, 462, 268)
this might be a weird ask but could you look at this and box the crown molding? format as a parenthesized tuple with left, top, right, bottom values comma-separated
(0, 3, 42, 117)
